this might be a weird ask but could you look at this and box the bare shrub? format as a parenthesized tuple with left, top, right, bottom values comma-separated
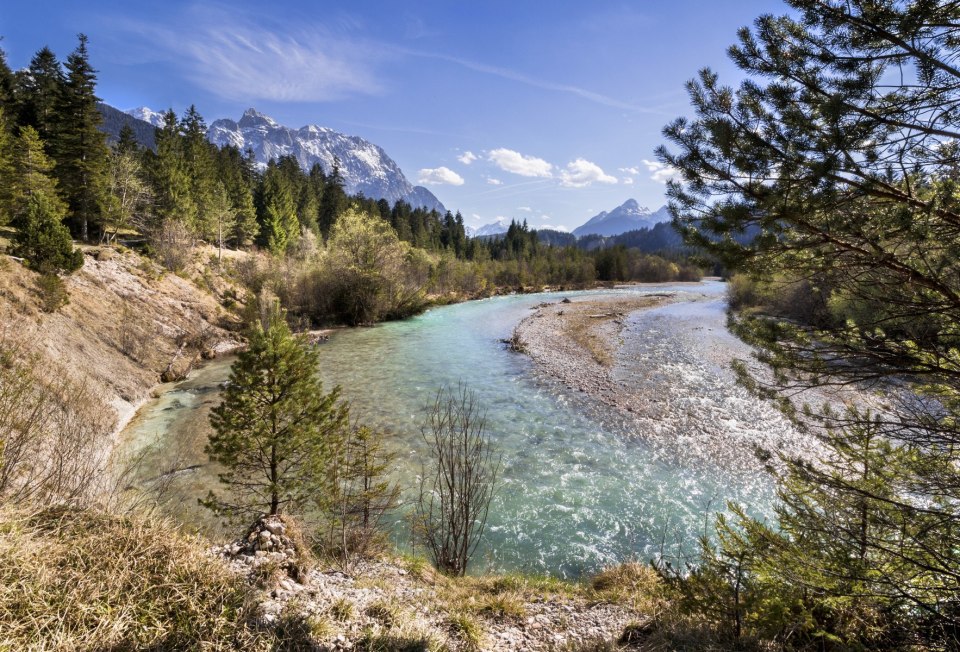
(0, 330, 115, 507)
(150, 219, 194, 272)
(415, 384, 501, 576)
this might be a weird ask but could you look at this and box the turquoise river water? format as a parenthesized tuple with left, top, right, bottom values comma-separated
(119, 281, 811, 578)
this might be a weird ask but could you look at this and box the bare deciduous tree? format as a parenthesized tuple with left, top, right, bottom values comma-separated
(322, 424, 402, 572)
(415, 384, 501, 576)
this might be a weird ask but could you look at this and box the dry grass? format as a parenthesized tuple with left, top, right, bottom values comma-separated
(0, 506, 269, 651)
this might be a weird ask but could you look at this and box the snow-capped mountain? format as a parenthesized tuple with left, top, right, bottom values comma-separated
(474, 218, 510, 237)
(206, 109, 446, 213)
(125, 106, 167, 128)
(572, 200, 671, 237)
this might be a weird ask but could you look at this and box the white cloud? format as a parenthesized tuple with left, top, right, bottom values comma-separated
(619, 166, 642, 175)
(642, 159, 681, 184)
(540, 214, 551, 220)
(622, 176, 635, 185)
(486, 177, 503, 185)
(551, 224, 571, 232)
(457, 151, 478, 165)
(559, 158, 618, 188)
(518, 206, 533, 212)
(488, 148, 553, 178)
(125, 10, 384, 102)
(418, 166, 465, 186)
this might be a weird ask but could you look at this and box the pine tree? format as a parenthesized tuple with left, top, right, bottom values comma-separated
(0, 108, 14, 226)
(15, 47, 64, 142)
(56, 34, 110, 241)
(10, 127, 82, 275)
(202, 304, 349, 518)
(210, 181, 235, 262)
(150, 109, 196, 229)
(659, 0, 960, 642)
(257, 164, 298, 255)
(181, 104, 217, 239)
(115, 124, 140, 156)
(0, 44, 15, 109)
(319, 157, 347, 238)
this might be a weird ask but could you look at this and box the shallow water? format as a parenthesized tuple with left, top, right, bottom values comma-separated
(119, 281, 807, 577)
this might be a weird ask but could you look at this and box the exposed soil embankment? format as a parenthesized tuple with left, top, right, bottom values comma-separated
(0, 246, 243, 436)
(513, 293, 678, 414)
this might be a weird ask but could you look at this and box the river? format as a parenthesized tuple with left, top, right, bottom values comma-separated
(118, 280, 811, 578)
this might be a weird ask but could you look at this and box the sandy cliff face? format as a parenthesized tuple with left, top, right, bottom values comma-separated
(0, 246, 243, 435)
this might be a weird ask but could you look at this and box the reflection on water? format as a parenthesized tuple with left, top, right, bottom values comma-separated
(118, 281, 810, 577)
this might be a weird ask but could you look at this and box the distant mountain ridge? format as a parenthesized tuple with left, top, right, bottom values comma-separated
(572, 200, 672, 237)
(96, 103, 157, 150)
(204, 108, 446, 213)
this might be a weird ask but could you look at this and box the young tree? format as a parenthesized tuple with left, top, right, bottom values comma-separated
(10, 126, 82, 275)
(202, 304, 349, 518)
(323, 424, 401, 571)
(210, 181, 235, 263)
(415, 384, 501, 576)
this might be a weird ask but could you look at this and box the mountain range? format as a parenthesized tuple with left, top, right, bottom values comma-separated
(100, 105, 446, 214)
(572, 200, 672, 237)
(204, 109, 446, 213)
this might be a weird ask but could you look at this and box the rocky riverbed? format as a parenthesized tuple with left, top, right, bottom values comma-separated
(514, 291, 826, 473)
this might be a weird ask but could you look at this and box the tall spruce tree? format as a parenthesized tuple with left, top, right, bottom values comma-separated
(659, 0, 960, 644)
(15, 47, 64, 142)
(181, 104, 217, 239)
(151, 109, 196, 229)
(56, 34, 110, 241)
(202, 303, 349, 518)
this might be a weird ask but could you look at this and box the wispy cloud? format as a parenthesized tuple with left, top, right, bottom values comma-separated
(118, 8, 384, 102)
(488, 148, 553, 178)
(559, 159, 617, 188)
(642, 159, 681, 184)
(418, 166, 465, 186)
(406, 50, 662, 114)
(458, 150, 478, 165)
(486, 178, 503, 185)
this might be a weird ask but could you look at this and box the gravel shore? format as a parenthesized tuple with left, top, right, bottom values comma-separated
(513, 292, 681, 415)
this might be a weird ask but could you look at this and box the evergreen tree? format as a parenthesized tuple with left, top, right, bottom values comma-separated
(115, 124, 140, 156)
(210, 181, 235, 262)
(150, 109, 196, 229)
(0, 108, 14, 226)
(181, 104, 217, 238)
(0, 44, 15, 109)
(214, 145, 258, 246)
(56, 34, 110, 241)
(659, 0, 960, 643)
(15, 46, 64, 142)
(10, 127, 82, 275)
(258, 164, 298, 255)
(319, 157, 347, 238)
(202, 304, 349, 518)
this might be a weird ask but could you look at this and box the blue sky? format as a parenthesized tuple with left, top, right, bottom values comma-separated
(2, 0, 782, 231)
